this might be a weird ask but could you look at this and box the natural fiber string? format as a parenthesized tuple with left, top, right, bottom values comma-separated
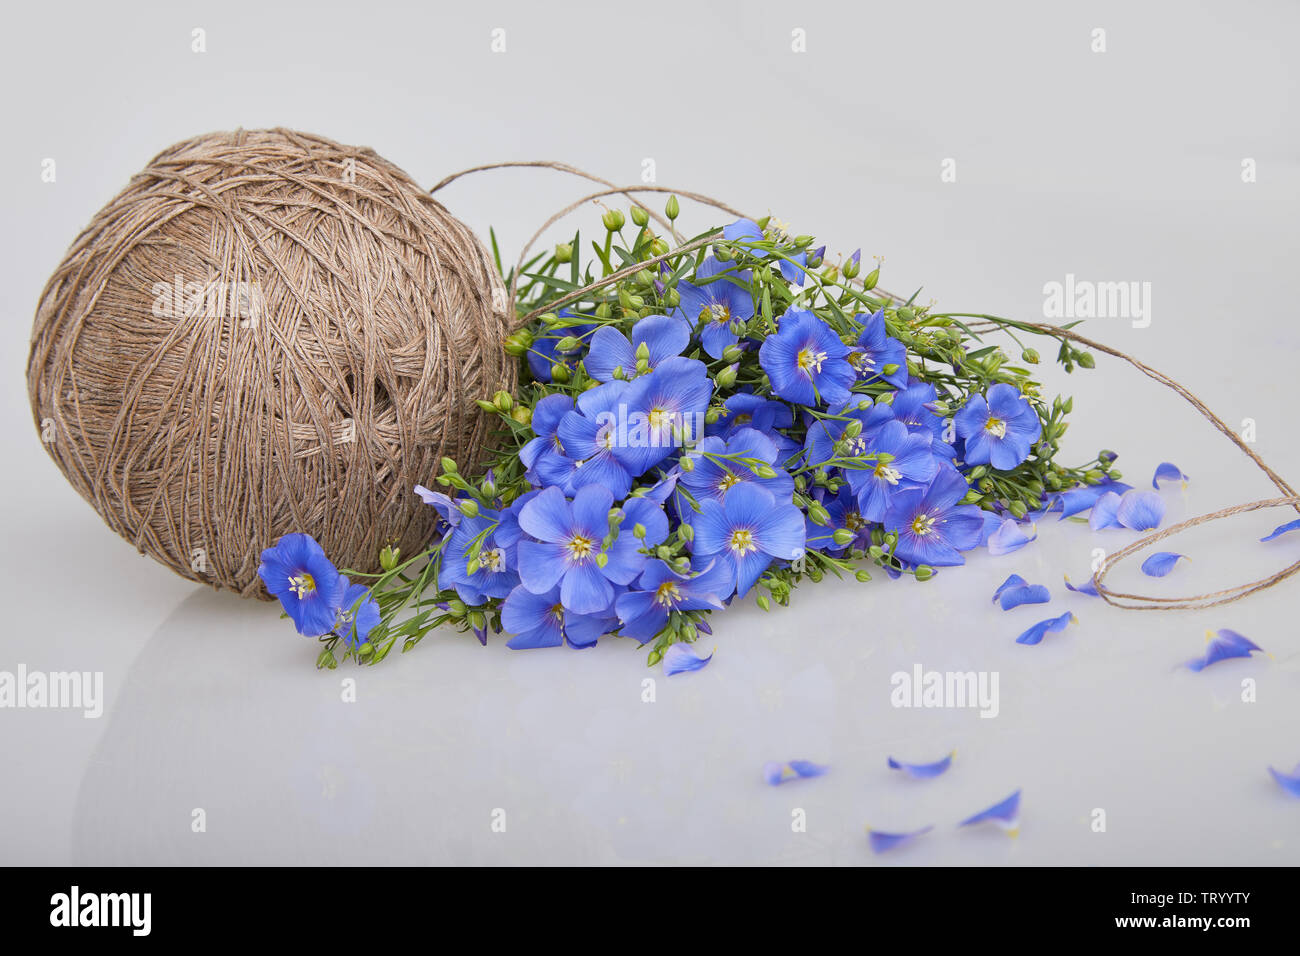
(433, 161, 1300, 612)
(30, 128, 515, 596)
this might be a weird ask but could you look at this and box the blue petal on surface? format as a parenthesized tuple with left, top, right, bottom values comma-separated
(662, 642, 714, 675)
(958, 789, 1022, 834)
(988, 518, 1036, 556)
(867, 825, 933, 854)
(1152, 462, 1190, 488)
(1140, 551, 1187, 577)
(1015, 612, 1076, 645)
(998, 583, 1051, 611)
(887, 752, 955, 779)
(992, 574, 1028, 602)
(1064, 575, 1100, 597)
(763, 760, 829, 785)
(1261, 518, 1300, 542)
(1117, 490, 1166, 530)
(1088, 491, 1123, 530)
(1268, 764, 1300, 798)
(1185, 629, 1265, 672)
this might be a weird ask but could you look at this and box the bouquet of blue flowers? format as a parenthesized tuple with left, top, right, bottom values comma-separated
(260, 200, 1116, 668)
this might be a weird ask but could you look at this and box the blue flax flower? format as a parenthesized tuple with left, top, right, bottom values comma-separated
(334, 579, 381, 649)
(889, 382, 956, 459)
(847, 419, 939, 522)
(552, 380, 634, 497)
(758, 308, 856, 407)
(583, 314, 690, 382)
(528, 310, 595, 383)
(674, 256, 755, 359)
(438, 506, 522, 605)
(849, 310, 908, 387)
(691, 482, 806, 597)
(954, 384, 1042, 471)
(259, 533, 347, 636)
(723, 218, 807, 284)
(500, 583, 615, 649)
(614, 559, 732, 644)
(882, 464, 984, 567)
(520, 394, 574, 474)
(516, 485, 645, 615)
(615, 356, 713, 476)
(679, 427, 794, 505)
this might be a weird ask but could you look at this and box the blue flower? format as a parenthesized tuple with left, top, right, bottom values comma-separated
(515, 485, 645, 615)
(519, 394, 574, 473)
(958, 789, 1021, 835)
(867, 825, 933, 854)
(803, 486, 872, 554)
(849, 310, 908, 387)
(1140, 551, 1187, 577)
(583, 314, 690, 382)
(759, 308, 855, 407)
(679, 427, 794, 505)
(1185, 629, 1264, 672)
(846, 418, 939, 522)
(723, 218, 807, 285)
(615, 356, 713, 475)
(334, 579, 381, 649)
(802, 398, 894, 471)
(882, 464, 984, 567)
(552, 380, 635, 497)
(710, 392, 794, 438)
(889, 382, 956, 458)
(438, 507, 522, 604)
(527, 310, 594, 382)
(887, 752, 955, 779)
(500, 583, 615, 649)
(1015, 611, 1076, 645)
(954, 384, 1042, 471)
(258, 533, 347, 636)
(413, 486, 463, 533)
(614, 559, 732, 644)
(691, 482, 806, 597)
(663, 642, 715, 675)
(674, 256, 755, 359)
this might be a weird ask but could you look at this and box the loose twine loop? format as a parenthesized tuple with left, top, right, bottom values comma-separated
(434, 162, 1300, 612)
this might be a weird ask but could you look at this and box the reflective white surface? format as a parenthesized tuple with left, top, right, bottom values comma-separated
(2, 0, 1298, 865)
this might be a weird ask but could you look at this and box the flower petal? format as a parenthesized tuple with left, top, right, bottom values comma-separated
(1140, 551, 1187, 577)
(958, 789, 1021, 834)
(1261, 518, 1300, 542)
(887, 752, 955, 779)
(1185, 628, 1264, 672)
(1152, 462, 1189, 488)
(762, 760, 828, 785)
(1268, 763, 1300, 799)
(988, 519, 1036, 556)
(867, 825, 933, 854)
(992, 574, 1028, 602)
(1117, 490, 1165, 531)
(998, 583, 1051, 611)
(1015, 611, 1076, 645)
(1063, 574, 1100, 597)
(663, 643, 714, 675)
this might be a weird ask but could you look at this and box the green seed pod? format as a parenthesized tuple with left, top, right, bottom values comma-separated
(379, 545, 400, 571)
(556, 336, 580, 352)
(1021, 348, 1040, 365)
(1008, 500, 1027, 519)
(440, 457, 459, 474)
(862, 267, 879, 291)
(493, 390, 514, 412)
(854, 569, 872, 583)
(511, 405, 532, 426)
(1077, 352, 1096, 369)
(550, 363, 570, 383)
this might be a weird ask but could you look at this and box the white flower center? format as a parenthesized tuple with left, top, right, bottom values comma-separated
(565, 535, 595, 562)
(874, 462, 902, 484)
(911, 512, 937, 537)
(728, 528, 758, 555)
(654, 581, 682, 608)
(288, 573, 316, 599)
(481, 548, 506, 573)
(797, 347, 827, 376)
(985, 416, 1007, 439)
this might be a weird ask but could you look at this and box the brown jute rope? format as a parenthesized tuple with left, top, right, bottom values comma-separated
(433, 161, 1300, 612)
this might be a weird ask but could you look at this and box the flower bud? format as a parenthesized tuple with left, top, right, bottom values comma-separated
(1021, 348, 1040, 365)
(602, 209, 625, 231)
(843, 250, 862, 279)
(855, 569, 872, 582)
(1077, 352, 1096, 369)
(511, 405, 532, 426)
(379, 545, 400, 571)
(721, 345, 744, 363)
(1008, 500, 1028, 519)
(556, 336, 580, 352)
(754, 464, 778, 479)
(679, 455, 695, 472)
(440, 457, 458, 474)
(459, 499, 479, 517)
(832, 528, 854, 546)
(914, 565, 934, 581)
(678, 522, 694, 542)
(716, 364, 738, 389)
(554, 242, 573, 263)
(447, 599, 467, 618)
(550, 363, 570, 383)
(757, 594, 771, 611)
(808, 502, 831, 526)
(493, 390, 514, 411)
(630, 205, 649, 227)
(862, 267, 880, 291)
(843, 419, 863, 439)
(504, 330, 533, 356)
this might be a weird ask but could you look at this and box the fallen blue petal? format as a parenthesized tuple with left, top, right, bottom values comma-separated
(1152, 462, 1190, 489)
(1016, 611, 1076, 646)
(1140, 552, 1187, 577)
(1055, 480, 1133, 520)
(867, 825, 933, 854)
(959, 789, 1021, 834)
(1261, 518, 1300, 542)
(887, 752, 955, 779)
(992, 574, 1028, 602)
(663, 642, 714, 676)
(1064, 574, 1100, 597)
(998, 583, 1051, 611)
(1089, 491, 1124, 530)
(1185, 629, 1264, 672)
(988, 519, 1036, 556)
(1117, 490, 1166, 530)
(763, 760, 829, 785)
(1268, 764, 1300, 798)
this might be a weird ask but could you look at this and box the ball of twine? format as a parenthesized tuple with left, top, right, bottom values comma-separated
(28, 128, 515, 597)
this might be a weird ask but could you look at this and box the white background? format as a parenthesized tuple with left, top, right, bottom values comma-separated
(2, 0, 1298, 864)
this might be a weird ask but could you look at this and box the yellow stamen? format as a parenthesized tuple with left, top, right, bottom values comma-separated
(288, 573, 316, 599)
(565, 535, 595, 562)
(911, 512, 937, 536)
(728, 528, 757, 555)
(985, 416, 1007, 439)
(718, 473, 742, 492)
(654, 581, 682, 607)
(797, 347, 827, 376)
